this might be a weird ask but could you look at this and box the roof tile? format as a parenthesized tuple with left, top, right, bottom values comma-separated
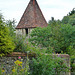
(16, 0, 48, 29)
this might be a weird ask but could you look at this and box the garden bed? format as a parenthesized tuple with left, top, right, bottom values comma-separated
(0, 52, 71, 75)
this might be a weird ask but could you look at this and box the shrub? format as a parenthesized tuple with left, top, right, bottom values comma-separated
(14, 35, 27, 52)
(30, 23, 75, 53)
(0, 14, 15, 56)
(30, 49, 69, 75)
(6, 19, 16, 39)
(70, 55, 75, 72)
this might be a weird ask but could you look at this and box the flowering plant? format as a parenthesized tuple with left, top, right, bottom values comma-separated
(0, 55, 30, 75)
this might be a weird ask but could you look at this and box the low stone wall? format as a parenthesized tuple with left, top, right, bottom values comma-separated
(0, 52, 70, 75)
(54, 54, 70, 75)
(0, 56, 27, 74)
(53, 54, 70, 66)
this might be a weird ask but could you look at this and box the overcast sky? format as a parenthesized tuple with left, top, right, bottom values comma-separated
(0, 0, 75, 25)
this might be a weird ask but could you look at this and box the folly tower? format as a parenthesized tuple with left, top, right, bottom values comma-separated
(16, 0, 48, 36)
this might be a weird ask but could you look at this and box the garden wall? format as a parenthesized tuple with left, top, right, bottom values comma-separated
(0, 52, 70, 75)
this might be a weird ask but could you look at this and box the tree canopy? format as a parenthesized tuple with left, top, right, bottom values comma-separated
(30, 11, 75, 54)
(62, 8, 75, 26)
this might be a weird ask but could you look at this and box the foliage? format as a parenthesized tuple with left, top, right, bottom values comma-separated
(62, 16, 69, 24)
(30, 55, 55, 75)
(30, 23, 75, 54)
(6, 19, 16, 38)
(30, 49, 69, 75)
(70, 55, 75, 72)
(0, 55, 30, 75)
(54, 56, 70, 74)
(14, 35, 43, 53)
(0, 14, 15, 56)
(62, 8, 75, 25)
(58, 24, 75, 53)
(14, 35, 28, 52)
(29, 27, 51, 48)
(30, 15, 75, 72)
(62, 13, 75, 26)
(68, 8, 75, 16)
(24, 52, 30, 75)
(61, 10, 75, 72)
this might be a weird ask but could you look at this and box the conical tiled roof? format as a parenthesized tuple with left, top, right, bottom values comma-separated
(16, 0, 48, 29)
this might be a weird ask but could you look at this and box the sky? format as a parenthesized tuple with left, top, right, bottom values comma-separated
(0, 0, 75, 25)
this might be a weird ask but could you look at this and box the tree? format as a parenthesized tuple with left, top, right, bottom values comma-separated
(6, 19, 16, 38)
(68, 8, 75, 16)
(0, 13, 15, 56)
(68, 14, 75, 26)
(62, 8, 75, 26)
(29, 27, 51, 48)
(62, 14, 75, 26)
(30, 20, 75, 54)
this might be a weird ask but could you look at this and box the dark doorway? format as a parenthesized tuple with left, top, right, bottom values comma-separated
(25, 28, 28, 35)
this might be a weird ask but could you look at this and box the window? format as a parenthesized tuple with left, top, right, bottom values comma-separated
(25, 28, 28, 35)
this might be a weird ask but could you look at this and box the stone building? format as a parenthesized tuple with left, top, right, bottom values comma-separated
(16, 0, 48, 37)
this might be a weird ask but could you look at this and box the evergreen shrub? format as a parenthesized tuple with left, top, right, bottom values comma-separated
(0, 14, 15, 56)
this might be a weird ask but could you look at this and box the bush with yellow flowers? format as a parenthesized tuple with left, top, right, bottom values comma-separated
(14, 60, 22, 66)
